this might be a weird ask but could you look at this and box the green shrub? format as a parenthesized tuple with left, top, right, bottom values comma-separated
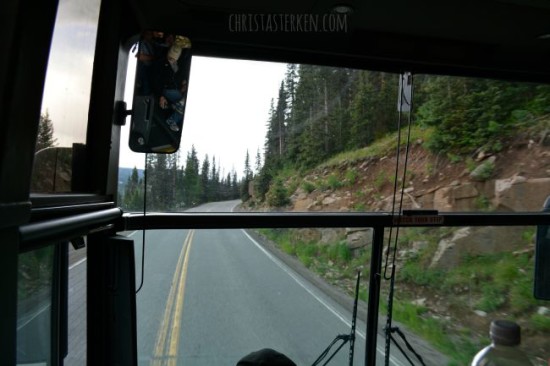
(473, 160, 495, 181)
(447, 152, 462, 163)
(327, 174, 343, 190)
(266, 178, 290, 207)
(353, 203, 366, 211)
(345, 169, 358, 185)
(474, 195, 492, 211)
(302, 180, 316, 193)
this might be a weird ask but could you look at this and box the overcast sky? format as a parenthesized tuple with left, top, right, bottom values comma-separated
(120, 56, 287, 177)
(40, 0, 287, 179)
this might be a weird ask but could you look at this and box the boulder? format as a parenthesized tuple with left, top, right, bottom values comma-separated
(293, 198, 314, 212)
(430, 226, 525, 269)
(319, 228, 344, 244)
(433, 187, 453, 211)
(345, 228, 373, 250)
(495, 176, 550, 211)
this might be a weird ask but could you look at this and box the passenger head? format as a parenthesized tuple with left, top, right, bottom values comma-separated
(236, 348, 297, 366)
(167, 46, 182, 65)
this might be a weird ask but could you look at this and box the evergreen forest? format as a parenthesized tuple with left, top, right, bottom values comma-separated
(252, 64, 550, 204)
(119, 63, 550, 211)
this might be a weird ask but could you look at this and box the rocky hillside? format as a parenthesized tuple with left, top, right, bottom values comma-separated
(289, 134, 550, 214)
(244, 131, 550, 365)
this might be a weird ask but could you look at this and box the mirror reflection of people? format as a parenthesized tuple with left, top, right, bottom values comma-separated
(236, 348, 297, 366)
(135, 31, 170, 96)
(152, 35, 191, 132)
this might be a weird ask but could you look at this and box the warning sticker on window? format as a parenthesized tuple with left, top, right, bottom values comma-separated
(393, 216, 444, 225)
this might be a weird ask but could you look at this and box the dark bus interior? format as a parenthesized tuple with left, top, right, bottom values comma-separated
(2, 0, 550, 365)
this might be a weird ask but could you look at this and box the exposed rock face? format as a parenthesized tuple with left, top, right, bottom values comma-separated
(495, 176, 550, 211)
(430, 226, 525, 269)
(319, 228, 344, 244)
(293, 198, 315, 211)
(345, 228, 373, 250)
(273, 142, 550, 269)
(433, 187, 453, 211)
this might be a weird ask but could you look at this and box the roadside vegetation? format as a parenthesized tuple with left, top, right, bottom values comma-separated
(257, 226, 547, 365)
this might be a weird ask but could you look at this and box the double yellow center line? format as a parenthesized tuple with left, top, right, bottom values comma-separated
(152, 230, 195, 366)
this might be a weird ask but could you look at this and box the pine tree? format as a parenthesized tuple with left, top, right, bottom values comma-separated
(36, 110, 57, 151)
(275, 81, 288, 157)
(183, 146, 201, 207)
(210, 156, 219, 201)
(264, 99, 278, 166)
(240, 150, 253, 201)
(254, 148, 262, 176)
(200, 154, 210, 203)
(231, 170, 239, 199)
(122, 166, 143, 211)
(175, 154, 185, 209)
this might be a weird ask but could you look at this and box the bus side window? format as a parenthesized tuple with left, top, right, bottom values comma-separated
(31, 0, 101, 194)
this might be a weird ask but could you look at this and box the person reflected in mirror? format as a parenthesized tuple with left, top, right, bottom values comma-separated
(153, 35, 190, 132)
(135, 31, 170, 96)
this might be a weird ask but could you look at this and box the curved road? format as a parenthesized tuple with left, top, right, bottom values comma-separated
(134, 200, 413, 366)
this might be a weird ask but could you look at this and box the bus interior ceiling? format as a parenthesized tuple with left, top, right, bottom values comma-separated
(126, 0, 550, 83)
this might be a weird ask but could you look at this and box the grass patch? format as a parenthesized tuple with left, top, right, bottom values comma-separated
(345, 169, 359, 186)
(296, 243, 317, 268)
(387, 299, 482, 365)
(326, 242, 352, 263)
(319, 126, 434, 168)
(477, 284, 506, 312)
(400, 262, 442, 286)
(530, 313, 550, 331)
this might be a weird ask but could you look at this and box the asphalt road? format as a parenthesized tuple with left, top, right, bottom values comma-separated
(134, 200, 411, 366)
(16, 200, 443, 365)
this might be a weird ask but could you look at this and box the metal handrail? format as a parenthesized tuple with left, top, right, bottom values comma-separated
(122, 211, 550, 230)
(19, 207, 122, 252)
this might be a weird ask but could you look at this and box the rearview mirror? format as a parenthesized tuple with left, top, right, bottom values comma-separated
(128, 31, 191, 153)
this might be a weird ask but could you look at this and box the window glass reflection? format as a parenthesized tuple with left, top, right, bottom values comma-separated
(17, 246, 54, 365)
(31, 0, 101, 193)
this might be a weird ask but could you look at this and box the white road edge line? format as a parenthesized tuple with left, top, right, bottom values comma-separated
(240, 229, 404, 366)
(17, 303, 51, 331)
(69, 257, 87, 270)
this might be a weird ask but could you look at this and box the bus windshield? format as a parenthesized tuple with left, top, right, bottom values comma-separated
(114, 56, 550, 365)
